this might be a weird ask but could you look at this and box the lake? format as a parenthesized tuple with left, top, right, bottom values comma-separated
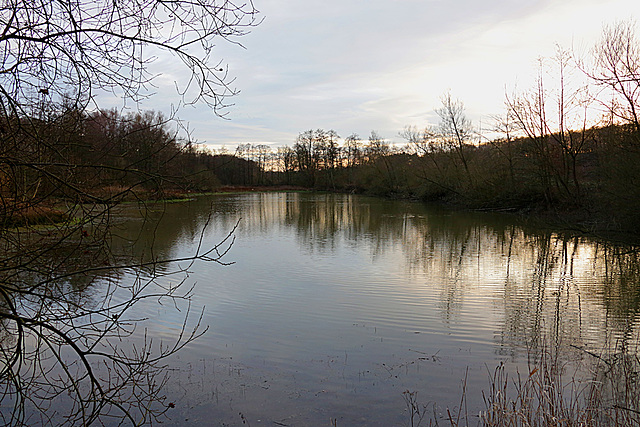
(107, 192, 639, 425)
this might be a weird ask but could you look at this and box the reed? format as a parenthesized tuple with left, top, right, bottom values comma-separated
(440, 343, 640, 427)
(2, 202, 68, 227)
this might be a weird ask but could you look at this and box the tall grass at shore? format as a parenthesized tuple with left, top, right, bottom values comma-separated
(433, 342, 640, 427)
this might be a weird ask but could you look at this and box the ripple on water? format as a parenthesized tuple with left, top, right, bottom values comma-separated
(107, 193, 640, 425)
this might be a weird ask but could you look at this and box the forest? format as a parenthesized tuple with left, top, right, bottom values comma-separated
(6, 21, 640, 237)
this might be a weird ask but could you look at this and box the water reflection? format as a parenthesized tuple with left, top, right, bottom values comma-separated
(188, 194, 638, 344)
(0, 199, 238, 426)
(127, 193, 640, 352)
(109, 193, 640, 424)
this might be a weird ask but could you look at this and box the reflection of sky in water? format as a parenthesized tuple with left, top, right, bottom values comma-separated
(109, 193, 640, 426)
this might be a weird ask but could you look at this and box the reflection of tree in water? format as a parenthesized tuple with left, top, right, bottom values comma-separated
(596, 246, 640, 322)
(570, 246, 640, 424)
(140, 193, 640, 425)
(496, 234, 579, 357)
(475, 230, 640, 372)
(112, 200, 211, 264)
(1, 226, 116, 309)
(0, 199, 235, 426)
(219, 192, 640, 363)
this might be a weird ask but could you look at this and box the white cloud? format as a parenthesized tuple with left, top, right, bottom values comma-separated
(96, 0, 640, 148)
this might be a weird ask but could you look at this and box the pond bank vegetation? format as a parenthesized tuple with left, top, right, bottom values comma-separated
(419, 339, 640, 427)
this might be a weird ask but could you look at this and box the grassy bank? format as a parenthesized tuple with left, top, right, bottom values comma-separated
(1, 201, 69, 227)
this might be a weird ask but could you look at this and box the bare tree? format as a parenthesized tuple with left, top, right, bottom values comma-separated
(365, 130, 389, 162)
(506, 60, 556, 202)
(588, 20, 640, 135)
(364, 130, 402, 193)
(0, 1, 258, 425)
(579, 20, 640, 221)
(293, 130, 318, 186)
(488, 105, 520, 190)
(400, 124, 459, 196)
(325, 129, 340, 171)
(552, 47, 594, 199)
(508, 49, 593, 204)
(277, 146, 296, 184)
(400, 125, 439, 157)
(0, 0, 259, 117)
(343, 133, 362, 168)
(435, 92, 474, 188)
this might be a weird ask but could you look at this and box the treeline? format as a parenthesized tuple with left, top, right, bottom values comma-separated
(231, 22, 640, 235)
(233, 122, 639, 232)
(237, 122, 640, 234)
(0, 108, 262, 207)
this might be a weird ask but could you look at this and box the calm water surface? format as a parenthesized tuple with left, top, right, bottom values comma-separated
(112, 193, 640, 426)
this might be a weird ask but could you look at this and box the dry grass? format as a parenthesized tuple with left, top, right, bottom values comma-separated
(405, 342, 640, 427)
(1, 202, 69, 227)
(458, 345, 640, 426)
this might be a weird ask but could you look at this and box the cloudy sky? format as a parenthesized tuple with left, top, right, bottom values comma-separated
(129, 0, 638, 150)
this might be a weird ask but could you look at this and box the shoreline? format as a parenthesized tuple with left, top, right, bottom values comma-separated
(6, 184, 639, 246)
